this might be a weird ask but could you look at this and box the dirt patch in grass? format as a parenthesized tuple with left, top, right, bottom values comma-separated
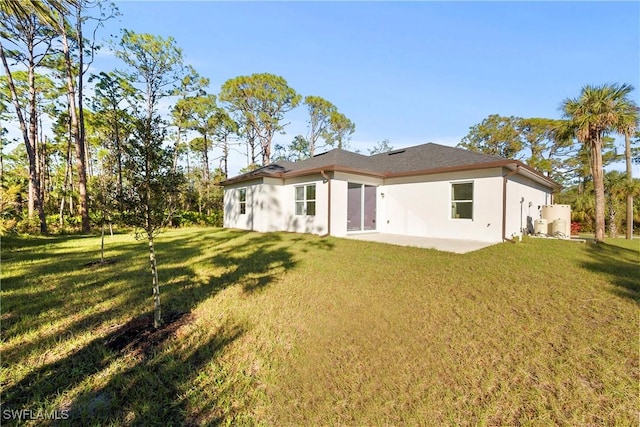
(83, 258, 119, 267)
(104, 311, 193, 356)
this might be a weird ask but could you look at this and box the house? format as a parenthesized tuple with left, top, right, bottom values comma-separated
(220, 143, 561, 242)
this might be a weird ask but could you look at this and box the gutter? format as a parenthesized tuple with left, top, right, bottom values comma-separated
(502, 165, 520, 242)
(320, 170, 331, 236)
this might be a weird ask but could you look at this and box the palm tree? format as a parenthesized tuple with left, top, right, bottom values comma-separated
(604, 170, 627, 238)
(614, 96, 639, 239)
(0, 0, 75, 27)
(562, 83, 635, 242)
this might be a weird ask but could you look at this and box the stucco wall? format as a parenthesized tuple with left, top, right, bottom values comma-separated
(223, 175, 329, 235)
(504, 173, 553, 238)
(380, 169, 505, 242)
(224, 167, 554, 242)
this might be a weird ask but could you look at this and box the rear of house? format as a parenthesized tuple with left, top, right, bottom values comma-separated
(222, 143, 559, 243)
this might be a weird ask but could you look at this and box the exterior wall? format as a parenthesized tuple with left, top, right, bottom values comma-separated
(223, 179, 264, 231)
(224, 167, 555, 243)
(223, 175, 329, 235)
(282, 174, 329, 235)
(380, 168, 505, 242)
(504, 173, 553, 238)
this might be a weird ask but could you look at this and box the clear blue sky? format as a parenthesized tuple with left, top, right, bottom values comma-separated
(93, 1, 640, 175)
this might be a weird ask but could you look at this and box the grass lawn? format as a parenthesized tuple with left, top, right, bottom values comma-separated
(1, 227, 638, 425)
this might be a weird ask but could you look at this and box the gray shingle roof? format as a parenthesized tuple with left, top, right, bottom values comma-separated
(220, 142, 559, 188)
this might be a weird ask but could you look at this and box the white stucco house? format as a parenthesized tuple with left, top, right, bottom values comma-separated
(220, 143, 561, 243)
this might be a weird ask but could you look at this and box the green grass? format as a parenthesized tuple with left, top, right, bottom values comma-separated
(1, 228, 638, 426)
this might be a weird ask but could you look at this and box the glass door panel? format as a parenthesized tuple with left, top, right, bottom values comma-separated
(363, 185, 377, 230)
(347, 183, 362, 231)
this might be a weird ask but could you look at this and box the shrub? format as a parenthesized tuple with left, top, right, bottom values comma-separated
(570, 222, 581, 235)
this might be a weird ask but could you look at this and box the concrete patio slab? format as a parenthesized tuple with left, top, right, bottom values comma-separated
(344, 233, 497, 254)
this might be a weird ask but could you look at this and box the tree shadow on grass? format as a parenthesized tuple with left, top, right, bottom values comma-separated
(581, 242, 640, 303)
(65, 317, 246, 426)
(2, 312, 245, 426)
(2, 228, 335, 425)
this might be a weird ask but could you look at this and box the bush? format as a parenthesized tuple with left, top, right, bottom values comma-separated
(0, 219, 18, 235)
(16, 217, 41, 234)
(171, 210, 223, 228)
(570, 222, 581, 235)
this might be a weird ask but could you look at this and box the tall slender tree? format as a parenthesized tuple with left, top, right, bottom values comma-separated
(303, 95, 334, 156)
(115, 29, 185, 328)
(170, 65, 209, 172)
(0, 11, 55, 232)
(613, 93, 639, 239)
(220, 73, 300, 166)
(326, 110, 355, 150)
(89, 70, 137, 202)
(50, 0, 117, 232)
(562, 83, 635, 242)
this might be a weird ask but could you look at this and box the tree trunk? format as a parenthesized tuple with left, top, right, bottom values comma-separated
(203, 134, 210, 182)
(591, 136, 606, 242)
(608, 204, 617, 238)
(223, 135, 229, 179)
(148, 233, 161, 328)
(625, 130, 633, 239)
(60, 21, 90, 233)
(0, 41, 46, 233)
(172, 126, 181, 173)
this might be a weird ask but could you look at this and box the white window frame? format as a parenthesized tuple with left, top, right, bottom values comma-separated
(295, 184, 316, 216)
(239, 188, 247, 215)
(451, 181, 473, 220)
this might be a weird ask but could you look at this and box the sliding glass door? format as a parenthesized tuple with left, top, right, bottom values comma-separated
(347, 183, 376, 231)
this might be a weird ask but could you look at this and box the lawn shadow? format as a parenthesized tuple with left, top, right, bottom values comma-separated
(64, 317, 246, 426)
(2, 228, 334, 424)
(581, 241, 640, 303)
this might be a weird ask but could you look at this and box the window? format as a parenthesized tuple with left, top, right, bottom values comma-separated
(451, 182, 473, 219)
(239, 188, 246, 215)
(295, 184, 316, 216)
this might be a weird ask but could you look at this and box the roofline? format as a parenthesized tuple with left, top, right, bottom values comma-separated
(220, 159, 561, 190)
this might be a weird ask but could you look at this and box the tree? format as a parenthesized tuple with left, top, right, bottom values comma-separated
(368, 139, 394, 155)
(458, 114, 523, 159)
(613, 92, 639, 239)
(114, 29, 185, 328)
(0, 11, 56, 232)
(177, 93, 217, 182)
(0, 0, 76, 29)
(49, 0, 116, 232)
(170, 65, 209, 172)
(220, 73, 300, 166)
(89, 70, 137, 203)
(604, 170, 627, 238)
(518, 118, 575, 181)
(274, 135, 310, 162)
(562, 83, 635, 242)
(211, 107, 238, 179)
(303, 95, 333, 156)
(326, 110, 355, 150)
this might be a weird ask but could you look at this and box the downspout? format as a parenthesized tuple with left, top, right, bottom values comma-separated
(320, 170, 331, 236)
(502, 166, 520, 242)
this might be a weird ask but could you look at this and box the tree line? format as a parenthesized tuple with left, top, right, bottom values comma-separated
(457, 85, 639, 241)
(0, 0, 357, 238)
(2, 1, 638, 248)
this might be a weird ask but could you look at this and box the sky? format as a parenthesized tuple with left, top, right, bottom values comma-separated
(8, 1, 640, 177)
